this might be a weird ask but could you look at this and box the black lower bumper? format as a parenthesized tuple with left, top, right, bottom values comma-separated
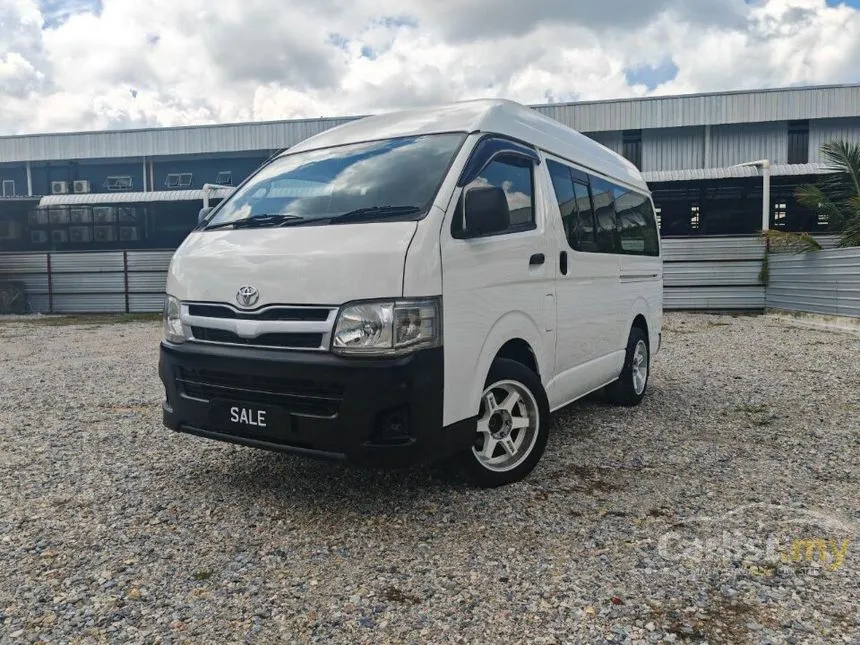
(158, 341, 475, 468)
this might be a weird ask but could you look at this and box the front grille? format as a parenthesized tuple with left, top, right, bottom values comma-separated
(188, 304, 331, 322)
(190, 326, 323, 349)
(177, 367, 343, 418)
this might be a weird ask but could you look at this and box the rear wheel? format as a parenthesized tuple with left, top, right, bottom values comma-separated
(459, 358, 550, 488)
(606, 326, 650, 407)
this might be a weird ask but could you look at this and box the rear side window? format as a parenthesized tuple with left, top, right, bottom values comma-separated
(571, 182, 596, 252)
(548, 160, 576, 237)
(614, 187, 660, 256)
(547, 160, 596, 252)
(590, 177, 619, 254)
(545, 156, 658, 257)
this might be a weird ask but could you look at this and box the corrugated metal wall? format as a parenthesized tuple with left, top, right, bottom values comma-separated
(2, 236, 852, 316)
(534, 85, 860, 133)
(809, 118, 860, 163)
(710, 122, 788, 167)
(583, 131, 622, 154)
(642, 127, 704, 172)
(0, 117, 359, 163)
(661, 236, 766, 309)
(767, 247, 860, 317)
(1, 250, 171, 314)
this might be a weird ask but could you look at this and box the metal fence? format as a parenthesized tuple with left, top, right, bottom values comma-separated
(767, 246, 860, 317)
(661, 236, 767, 310)
(0, 250, 172, 314)
(0, 235, 849, 315)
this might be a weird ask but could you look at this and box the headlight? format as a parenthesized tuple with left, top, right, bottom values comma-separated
(163, 295, 186, 344)
(332, 298, 440, 356)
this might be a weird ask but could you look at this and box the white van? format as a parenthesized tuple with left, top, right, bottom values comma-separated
(159, 99, 662, 487)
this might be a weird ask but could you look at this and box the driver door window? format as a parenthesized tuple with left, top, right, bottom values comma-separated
(454, 156, 536, 238)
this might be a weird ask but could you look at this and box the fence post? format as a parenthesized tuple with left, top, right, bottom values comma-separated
(46, 252, 53, 314)
(123, 251, 130, 313)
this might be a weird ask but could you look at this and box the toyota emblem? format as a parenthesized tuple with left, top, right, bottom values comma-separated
(236, 285, 260, 308)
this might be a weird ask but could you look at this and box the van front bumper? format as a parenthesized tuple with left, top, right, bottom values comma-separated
(158, 341, 475, 468)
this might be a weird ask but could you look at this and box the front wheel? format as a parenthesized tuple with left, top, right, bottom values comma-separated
(459, 358, 550, 488)
(606, 326, 650, 407)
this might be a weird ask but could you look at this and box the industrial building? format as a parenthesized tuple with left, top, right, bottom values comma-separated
(1, 83, 858, 312)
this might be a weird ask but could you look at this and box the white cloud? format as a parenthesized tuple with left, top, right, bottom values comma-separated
(0, 0, 859, 134)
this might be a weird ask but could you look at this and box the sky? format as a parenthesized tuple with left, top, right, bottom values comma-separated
(0, 0, 859, 134)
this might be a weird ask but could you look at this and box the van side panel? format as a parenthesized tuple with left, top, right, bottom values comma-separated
(438, 145, 558, 427)
(439, 226, 554, 426)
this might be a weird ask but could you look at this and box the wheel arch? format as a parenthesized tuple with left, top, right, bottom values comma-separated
(632, 313, 649, 344)
(467, 311, 547, 420)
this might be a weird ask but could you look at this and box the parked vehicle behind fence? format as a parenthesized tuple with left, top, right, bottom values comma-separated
(158, 98, 663, 487)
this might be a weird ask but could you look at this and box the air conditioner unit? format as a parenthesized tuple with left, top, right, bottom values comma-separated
(73, 180, 91, 194)
(51, 181, 69, 194)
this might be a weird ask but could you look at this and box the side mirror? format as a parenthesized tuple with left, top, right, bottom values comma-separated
(463, 186, 510, 236)
(198, 206, 213, 224)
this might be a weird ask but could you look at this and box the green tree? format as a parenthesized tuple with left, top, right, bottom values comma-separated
(795, 140, 860, 247)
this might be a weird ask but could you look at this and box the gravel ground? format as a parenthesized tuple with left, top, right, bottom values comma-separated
(0, 312, 858, 644)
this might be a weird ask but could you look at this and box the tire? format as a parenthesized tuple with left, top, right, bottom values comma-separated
(606, 326, 650, 407)
(458, 358, 551, 488)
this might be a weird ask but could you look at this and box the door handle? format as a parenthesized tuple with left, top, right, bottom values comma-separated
(559, 251, 568, 275)
(529, 253, 545, 266)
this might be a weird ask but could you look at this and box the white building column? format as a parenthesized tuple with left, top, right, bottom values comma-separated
(26, 162, 33, 196)
(731, 159, 771, 232)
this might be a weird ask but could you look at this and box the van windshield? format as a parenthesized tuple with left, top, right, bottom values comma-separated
(203, 133, 466, 229)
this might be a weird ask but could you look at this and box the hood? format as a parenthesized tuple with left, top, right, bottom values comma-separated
(166, 221, 417, 306)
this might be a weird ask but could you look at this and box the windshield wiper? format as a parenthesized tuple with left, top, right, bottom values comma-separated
(205, 214, 305, 230)
(331, 205, 422, 223)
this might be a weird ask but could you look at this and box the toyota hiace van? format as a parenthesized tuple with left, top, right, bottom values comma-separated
(158, 99, 662, 487)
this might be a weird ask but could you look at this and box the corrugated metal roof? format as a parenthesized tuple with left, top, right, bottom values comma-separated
(37, 188, 235, 207)
(3, 84, 859, 163)
(536, 84, 860, 133)
(642, 163, 833, 183)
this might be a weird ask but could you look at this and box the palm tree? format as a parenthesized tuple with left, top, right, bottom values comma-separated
(795, 140, 860, 247)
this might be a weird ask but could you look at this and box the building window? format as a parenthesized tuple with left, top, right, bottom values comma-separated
(787, 120, 809, 164)
(773, 202, 787, 229)
(215, 171, 233, 186)
(105, 176, 133, 191)
(690, 205, 700, 231)
(1, 179, 15, 197)
(622, 130, 642, 169)
(165, 173, 193, 189)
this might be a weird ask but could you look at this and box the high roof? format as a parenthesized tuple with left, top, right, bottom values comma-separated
(1, 83, 859, 164)
(286, 98, 646, 190)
